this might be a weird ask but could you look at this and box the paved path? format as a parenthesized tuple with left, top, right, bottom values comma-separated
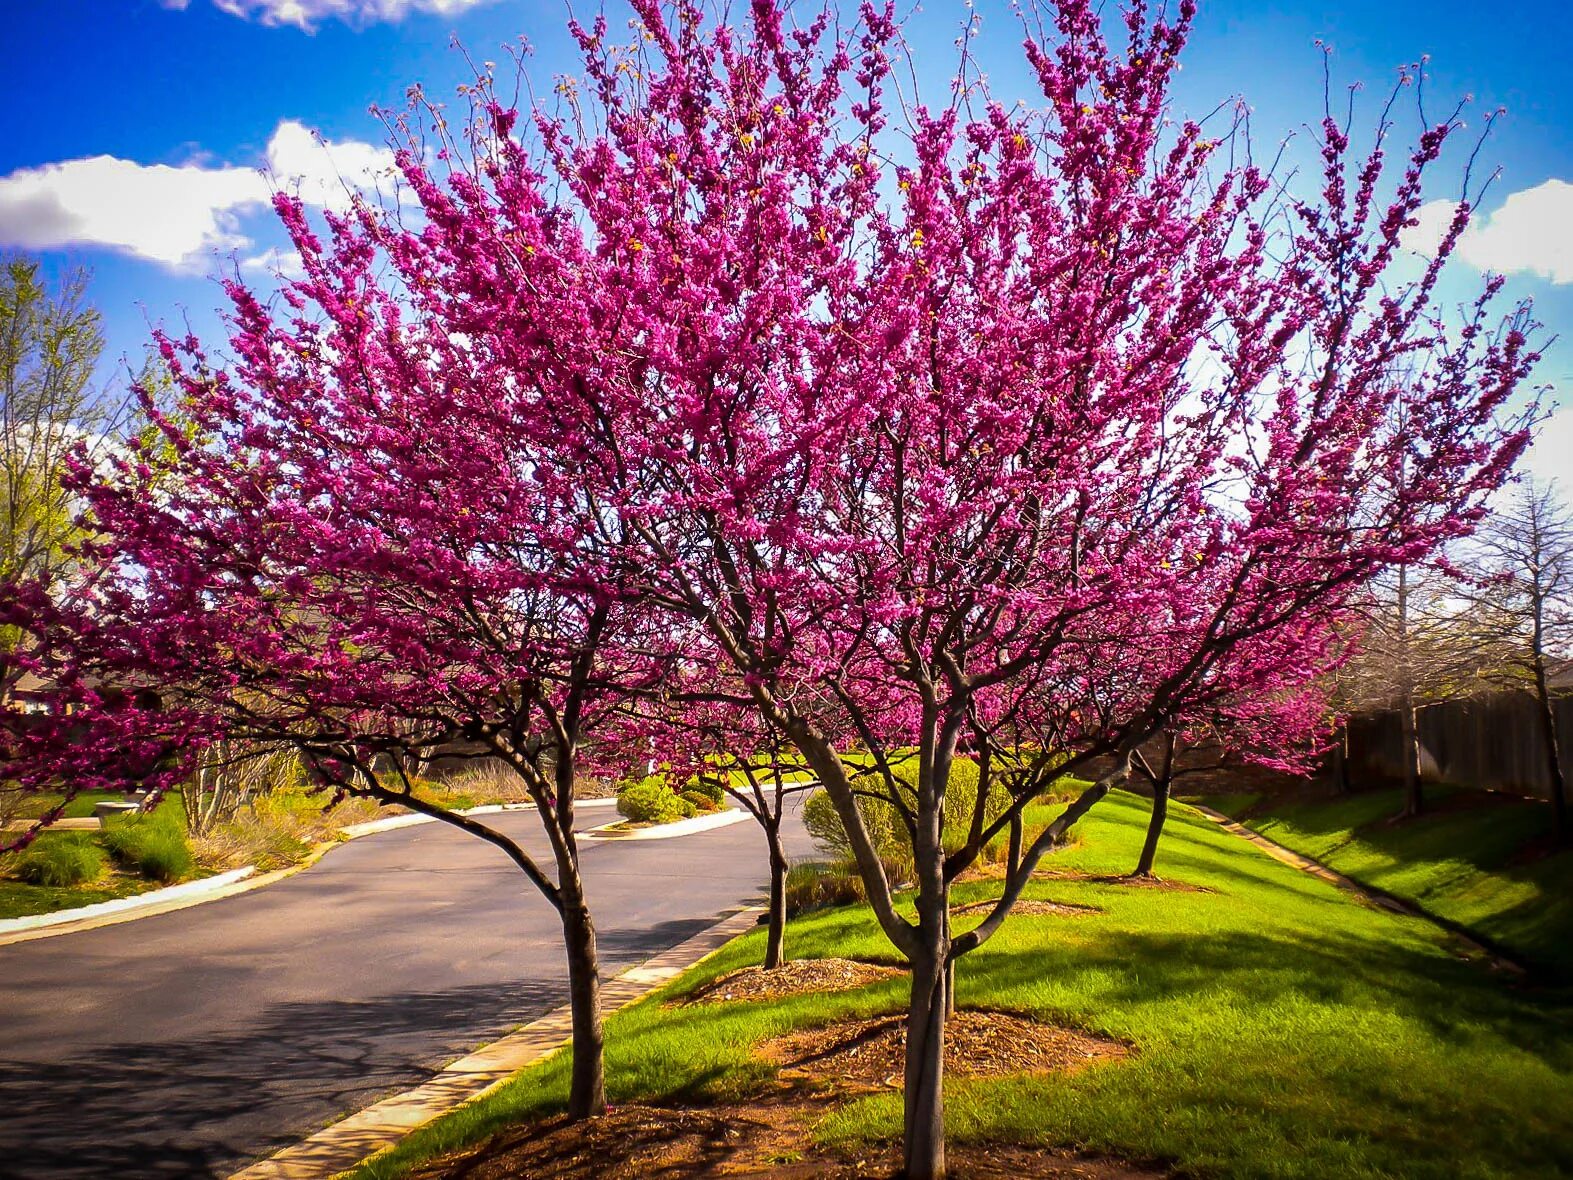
(0, 805, 814, 1179)
(1188, 802, 1525, 975)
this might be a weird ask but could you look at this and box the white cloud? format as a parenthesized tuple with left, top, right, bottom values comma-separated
(1404, 180, 1573, 285)
(1524, 406, 1573, 490)
(263, 120, 397, 213)
(163, 0, 493, 31)
(0, 121, 395, 271)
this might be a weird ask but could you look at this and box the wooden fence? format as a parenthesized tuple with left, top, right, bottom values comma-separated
(1347, 690, 1573, 800)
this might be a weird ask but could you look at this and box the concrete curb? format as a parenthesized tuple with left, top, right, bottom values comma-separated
(0, 867, 256, 938)
(583, 806, 751, 841)
(0, 799, 626, 948)
(228, 904, 766, 1180)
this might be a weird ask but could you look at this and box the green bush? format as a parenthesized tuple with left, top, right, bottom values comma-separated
(616, 776, 694, 825)
(690, 776, 727, 806)
(13, 834, 106, 887)
(680, 789, 720, 814)
(802, 756, 1010, 881)
(784, 860, 865, 916)
(101, 808, 194, 883)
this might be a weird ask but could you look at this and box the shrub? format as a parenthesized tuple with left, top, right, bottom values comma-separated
(680, 789, 719, 814)
(784, 860, 866, 916)
(617, 776, 693, 825)
(802, 756, 1010, 881)
(13, 834, 106, 887)
(690, 776, 727, 805)
(101, 807, 194, 883)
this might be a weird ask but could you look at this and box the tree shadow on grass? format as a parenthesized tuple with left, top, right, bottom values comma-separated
(969, 918, 1573, 1070)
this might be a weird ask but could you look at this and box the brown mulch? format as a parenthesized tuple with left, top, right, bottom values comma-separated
(408, 1095, 1165, 1179)
(762, 1009, 1130, 1088)
(952, 898, 1101, 917)
(681, 958, 907, 1005)
(1032, 869, 1211, 893)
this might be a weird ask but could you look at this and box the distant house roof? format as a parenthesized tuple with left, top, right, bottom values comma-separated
(1550, 658, 1573, 691)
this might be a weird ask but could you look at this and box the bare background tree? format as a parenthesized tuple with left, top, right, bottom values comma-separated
(1342, 562, 1507, 816)
(1471, 480, 1573, 840)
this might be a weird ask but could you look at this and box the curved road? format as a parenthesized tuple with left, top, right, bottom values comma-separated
(0, 803, 813, 1179)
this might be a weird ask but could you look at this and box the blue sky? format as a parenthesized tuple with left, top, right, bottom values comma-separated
(2, 0, 1569, 481)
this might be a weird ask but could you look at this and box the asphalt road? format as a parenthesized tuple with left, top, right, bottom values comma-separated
(0, 803, 815, 1179)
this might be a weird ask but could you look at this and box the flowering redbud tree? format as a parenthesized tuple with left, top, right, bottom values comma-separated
(406, 0, 1530, 1173)
(0, 258, 667, 1118)
(1124, 669, 1340, 878)
(1, 0, 1541, 1172)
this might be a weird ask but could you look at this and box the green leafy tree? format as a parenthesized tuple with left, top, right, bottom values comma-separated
(0, 259, 112, 666)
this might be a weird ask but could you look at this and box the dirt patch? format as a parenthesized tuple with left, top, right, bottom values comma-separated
(1033, 869, 1211, 893)
(952, 898, 1101, 917)
(763, 1009, 1129, 1088)
(682, 958, 906, 1005)
(407, 1095, 1165, 1179)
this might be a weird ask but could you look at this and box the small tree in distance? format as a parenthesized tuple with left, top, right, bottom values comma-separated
(1127, 674, 1335, 879)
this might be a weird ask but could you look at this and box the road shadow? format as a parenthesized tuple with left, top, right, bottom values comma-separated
(0, 979, 561, 1179)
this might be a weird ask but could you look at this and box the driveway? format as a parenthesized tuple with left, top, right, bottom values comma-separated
(0, 803, 815, 1178)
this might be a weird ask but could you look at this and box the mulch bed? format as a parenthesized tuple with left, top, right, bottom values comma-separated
(762, 1009, 1130, 1088)
(681, 958, 906, 1005)
(1033, 869, 1211, 893)
(951, 898, 1102, 917)
(409, 1010, 1145, 1179)
(408, 1096, 1165, 1179)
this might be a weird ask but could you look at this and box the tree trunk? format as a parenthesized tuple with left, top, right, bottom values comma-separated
(903, 942, 948, 1180)
(1332, 725, 1351, 794)
(1533, 655, 1569, 844)
(1397, 561, 1423, 819)
(1134, 774, 1170, 877)
(1400, 694, 1423, 818)
(560, 890, 606, 1119)
(764, 821, 789, 969)
(903, 739, 951, 1180)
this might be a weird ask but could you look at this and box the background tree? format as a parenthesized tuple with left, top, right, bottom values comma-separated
(1340, 560, 1509, 814)
(0, 258, 121, 691)
(1473, 480, 1572, 839)
(1128, 676, 1334, 878)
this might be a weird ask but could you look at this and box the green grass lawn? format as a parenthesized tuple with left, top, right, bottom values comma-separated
(1200, 785, 1573, 981)
(0, 866, 163, 919)
(1, 795, 197, 920)
(350, 790, 1573, 1180)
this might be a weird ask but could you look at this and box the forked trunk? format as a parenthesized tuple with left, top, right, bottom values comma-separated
(764, 822, 789, 969)
(561, 891, 606, 1119)
(1134, 774, 1171, 877)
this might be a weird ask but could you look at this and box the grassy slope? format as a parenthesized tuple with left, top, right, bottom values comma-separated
(353, 790, 1573, 1180)
(1205, 786, 1573, 981)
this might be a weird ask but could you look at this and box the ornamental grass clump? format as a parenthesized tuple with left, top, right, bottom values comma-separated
(101, 809, 194, 883)
(13, 834, 106, 887)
